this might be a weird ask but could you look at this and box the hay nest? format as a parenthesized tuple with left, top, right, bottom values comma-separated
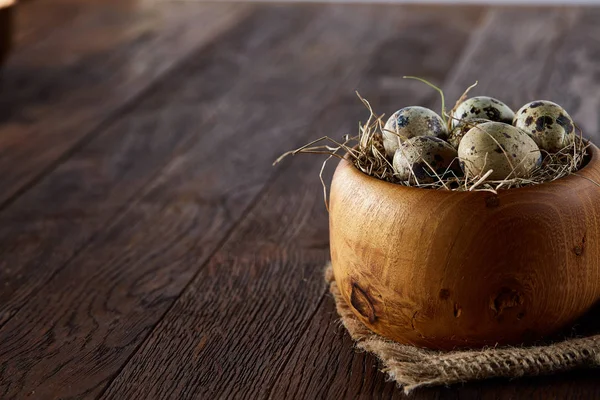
(274, 79, 592, 203)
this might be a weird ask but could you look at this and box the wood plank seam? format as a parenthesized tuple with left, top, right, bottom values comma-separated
(98, 82, 368, 400)
(434, 7, 492, 92)
(92, 160, 295, 399)
(0, 7, 258, 329)
(0, 96, 157, 212)
(94, 80, 353, 396)
(0, 6, 347, 396)
(532, 10, 578, 98)
(0, 5, 255, 213)
(0, 162, 177, 331)
(263, 290, 329, 400)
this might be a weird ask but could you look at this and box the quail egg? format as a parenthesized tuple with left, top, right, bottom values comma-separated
(393, 136, 460, 184)
(458, 121, 541, 180)
(513, 100, 575, 152)
(451, 96, 515, 129)
(383, 106, 447, 158)
(448, 118, 488, 148)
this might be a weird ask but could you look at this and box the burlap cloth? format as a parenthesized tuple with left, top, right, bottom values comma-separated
(324, 264, 600, 393)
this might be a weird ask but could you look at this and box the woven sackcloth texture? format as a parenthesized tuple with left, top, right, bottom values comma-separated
(324, 263, 600, 394)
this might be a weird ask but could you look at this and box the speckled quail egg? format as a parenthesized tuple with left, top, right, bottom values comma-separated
(513, 100, 575, 153)
(383, 106, 447, 158)
(451, 96, 515, 129)
(448, 118, 488, 148)
(458, 121, 541, 180)
(393, 136, 460, 184)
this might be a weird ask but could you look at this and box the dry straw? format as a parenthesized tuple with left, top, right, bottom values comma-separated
(274, 78, 592, 205)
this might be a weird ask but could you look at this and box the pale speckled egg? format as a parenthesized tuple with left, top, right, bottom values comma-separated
(393, 136, 460, 184)
(382, 106, 447, 158)
(448, 118, 488, 148)
(458, 121, 541, 180)
(451, 96, 515, 129)
(513, 100, 575, 153)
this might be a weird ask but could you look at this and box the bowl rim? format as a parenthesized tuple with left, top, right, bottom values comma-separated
(338, 140, 600, 195)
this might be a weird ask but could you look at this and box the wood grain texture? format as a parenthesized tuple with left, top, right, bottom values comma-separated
(99, 101, 385, 400)
(542, 8, 600, 140)
(0, 1, 251, 207)
(444, 7, 577, 112)
(0, 5, 437, 399)
(1, 3, 599, 400)
(12, 0, 98, 50)
(330, 145, 600, 349)
(269, 300, 414, 400)
(99, 6, 484, 399)
(275, 298, 600, 400)
(0, 5, 310, 330)
(0, 7, 332, 397)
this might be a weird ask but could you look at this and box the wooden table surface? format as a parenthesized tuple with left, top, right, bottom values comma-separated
(0, 1, 599, 399)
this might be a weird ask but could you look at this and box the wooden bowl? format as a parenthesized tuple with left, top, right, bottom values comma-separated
(330, 143, 600, 350)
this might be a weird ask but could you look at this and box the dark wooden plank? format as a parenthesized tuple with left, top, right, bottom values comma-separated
(443, 7, 576, 105)
(447, 370, 600, 400)
(0, 5, 429, 399)
(270, 7, 600, 400)
(98, 6, 483, 399)
(0, 1, 251, 207)
(0, 5, 314, 330)
(8, 0, 158, 59)
(272, 290, 600, 400)
(266, 301, 411, 400)
(543, 8, 600, 141)
(13, 0, 96, 50)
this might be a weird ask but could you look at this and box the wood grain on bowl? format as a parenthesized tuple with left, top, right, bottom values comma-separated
(330, 144, 600, 350)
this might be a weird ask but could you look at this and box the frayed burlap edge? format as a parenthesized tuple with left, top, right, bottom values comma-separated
(324, 263, 600, 394)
